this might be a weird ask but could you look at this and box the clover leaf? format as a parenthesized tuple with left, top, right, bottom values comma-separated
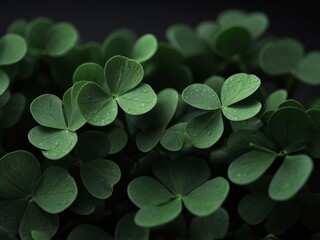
(296, 51, 320, 85)
(28, 84, 86, 160)
(0, 150, 77, 239)
(25, 18, 79, 57)
(127, 157, 229, 227)
(68, 224, 113, 240)
(228, 107, 314, 201)
(259, 38, 304, 75)
(77, 55, 157, 126)
(102, 30, 158, 63)
(55, 131, 121, 200)
(128, 88, 179, 152)
(190, 208, 229, 240)
(0, 33, 27, 66)
(182, 73, 261, 148)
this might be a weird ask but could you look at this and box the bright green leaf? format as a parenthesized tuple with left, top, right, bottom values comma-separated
(45, 23, 78, 57)
(77, 82, 117, 126)
(33, 166, 77, 213)
(73, 62, 104, 85)
(80, 160, 120, 199)
(132, 34, 158, 62)
(127, 176, 174, 208)
(115, 212, 149, 240)
(190, 208, 229, 240)
(116, 83, 157, 115)
(0, 34, 27, 66)
(221, 73, 261, 106)
(238, 192, 275, 225)
(186, 111, 224, 148)
(134, 198, 182, 228)
(222, 99, 261, 121)
(259, 39, 303, 75)
(183, 177, 229, 216)
(67, 224, 113, 240)
(0, 150, 40, 198)
(62, 86, 86, 131)
(268, 154, 313, 201)
(228, 151, 277, 185)
(30, 94, 66, 129)
(105, 55, 144, 95)
(19, 202, 58, 240)
(182, 83, 221, 110)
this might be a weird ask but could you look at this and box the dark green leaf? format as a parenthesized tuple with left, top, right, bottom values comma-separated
(228, 151, 277, 185)
(238, 192, 275, 225)
(269, 154, 313, 201)
(297, 51, 320, 85)
(0, 200, 27, 237)
(105, 55, 143, 95)
(102, 28, 136, 60)
(196, 21, 218, 46)
(215, 26, 251, 58)
(0, 150, 40, 198)
(115, 212, 149, 240)
(19, 202, 58, 240)
(167, 24, 205, 57)
(160, 122, 187, 151)
(134, 198, 182, 227)
(230, 117, 262, 131)
(45, 23, 78, 57)
(74, 131, 110, 160)
(33, 166, 77, 213)
(68, 224, 113, 240)
(116, 83, 157, 115)
(190, 208, 229, 240)
(31, 231, 50, 240)
(221, 73, 261, 106)
(30, 94, 66, 129)
(1, 93, 26, 128)
(278, 99, 305, 110)
(106, 127, 128, 154)
(127, 176, 174, 208)
(264, 89, 288, 111)
(186, 111, 223, 148)
(268, 107, 314, 153)
(183, 177, 229, 216)
(307, 109, 320, 133)
(222, 99, 261, 121)
(182, 84, 221, 110)
(0, 34, 27, 66)
(25, 17, 53, 50)
(77, 82, 117, 126)
(81, 160, 120, 199)
(259, 38, 303, 75)
(136, 127, 164, 152)
(153, 157, 210, 195)
(264, 202, 301, 234)
(132, 34, 158, 62)
(0, 70, 9, 95)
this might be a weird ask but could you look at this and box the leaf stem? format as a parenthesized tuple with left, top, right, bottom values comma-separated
(249, 142, 276, 154)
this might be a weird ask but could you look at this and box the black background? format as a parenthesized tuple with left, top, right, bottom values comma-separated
(1, 0, 320, 101)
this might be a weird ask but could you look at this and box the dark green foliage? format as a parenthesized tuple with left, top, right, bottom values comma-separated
(1, 10, 320, 240)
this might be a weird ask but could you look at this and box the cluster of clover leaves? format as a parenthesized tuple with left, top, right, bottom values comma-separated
(1, 9, 320, 240)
